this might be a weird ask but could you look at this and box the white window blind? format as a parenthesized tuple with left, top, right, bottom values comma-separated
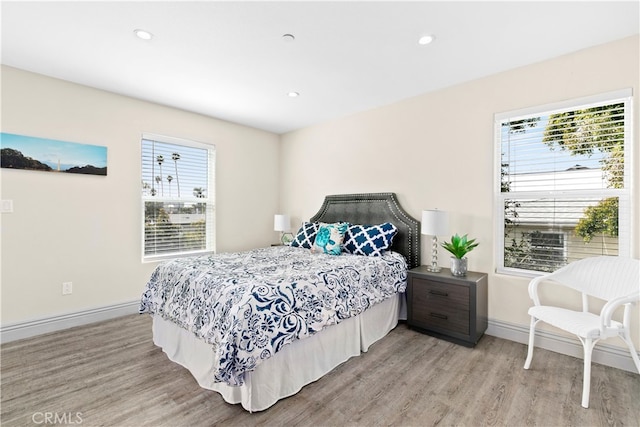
(495, 90, 631, 275)
(141, 134, 215, 261)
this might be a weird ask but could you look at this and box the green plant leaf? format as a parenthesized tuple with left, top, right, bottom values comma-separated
(441, 233, 479, 259)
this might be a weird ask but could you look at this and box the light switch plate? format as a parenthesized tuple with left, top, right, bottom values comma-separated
(1, 200, 13, 213)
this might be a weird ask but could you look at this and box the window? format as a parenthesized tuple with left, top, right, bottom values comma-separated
(495, 89, 632, 275)
(141, 134, 215, 261)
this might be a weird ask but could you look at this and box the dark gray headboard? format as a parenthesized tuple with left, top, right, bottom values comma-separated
(309, 193, 421, 269)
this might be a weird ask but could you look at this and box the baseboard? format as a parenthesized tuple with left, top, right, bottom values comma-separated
(0, 300, 140, 344)
(486, 318, 640, 373)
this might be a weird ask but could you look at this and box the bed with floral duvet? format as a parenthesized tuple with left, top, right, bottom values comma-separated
(139, 192, 421, 411)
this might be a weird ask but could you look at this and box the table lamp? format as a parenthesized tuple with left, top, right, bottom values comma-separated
(421, 209, 449, 272)
(274, 214, 293, 244)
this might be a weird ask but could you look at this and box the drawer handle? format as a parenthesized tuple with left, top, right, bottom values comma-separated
(430, 312, 448, 320)
(429, 290, 449, 297)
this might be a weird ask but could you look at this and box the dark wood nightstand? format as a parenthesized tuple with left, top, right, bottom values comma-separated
(407, 266, 488, 347)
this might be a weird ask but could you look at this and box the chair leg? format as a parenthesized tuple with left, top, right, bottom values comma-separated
(524, 317, 537, 369)
(581, 337, 596, 409)
(620, 329, 640, 374)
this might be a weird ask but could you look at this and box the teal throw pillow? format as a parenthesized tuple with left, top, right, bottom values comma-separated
(311, 222, 348, 255)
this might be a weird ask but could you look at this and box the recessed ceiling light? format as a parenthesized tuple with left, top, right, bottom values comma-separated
(282, 34, 295, 42)
(287, 92, 300, 98)
(418, 34, 435, 45)
(134, 29, 153, 41)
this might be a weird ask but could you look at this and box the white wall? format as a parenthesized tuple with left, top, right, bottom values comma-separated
(0, 66, 280, 325)
(280, 36, 640, 349)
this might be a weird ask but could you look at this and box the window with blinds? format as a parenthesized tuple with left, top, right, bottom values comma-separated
(141, 134, 215, 261)
(495, 89, 631, 275)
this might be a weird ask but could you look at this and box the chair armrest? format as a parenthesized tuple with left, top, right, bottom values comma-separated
(528, 273, 556, 306)
(600, 291, 640, 329)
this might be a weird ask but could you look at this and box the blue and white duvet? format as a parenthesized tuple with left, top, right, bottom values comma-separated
(139, 245, 407, 386)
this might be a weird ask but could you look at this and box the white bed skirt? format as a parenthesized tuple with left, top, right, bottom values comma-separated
(152, 293, 404, 412)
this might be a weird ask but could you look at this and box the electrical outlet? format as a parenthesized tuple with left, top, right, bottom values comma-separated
(62, 282, 73, 295)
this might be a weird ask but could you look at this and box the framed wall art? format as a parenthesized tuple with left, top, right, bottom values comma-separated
(0, 132, 107, 176)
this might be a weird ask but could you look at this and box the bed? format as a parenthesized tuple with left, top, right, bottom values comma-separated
(140, 192, 420, 412)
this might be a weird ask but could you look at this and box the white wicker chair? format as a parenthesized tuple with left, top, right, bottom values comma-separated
(523, 256, 640, 408)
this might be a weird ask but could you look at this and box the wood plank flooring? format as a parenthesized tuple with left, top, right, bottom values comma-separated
(1, 314, 638, 426)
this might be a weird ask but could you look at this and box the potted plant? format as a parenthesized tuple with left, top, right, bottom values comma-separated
(441, 234, 479, 276)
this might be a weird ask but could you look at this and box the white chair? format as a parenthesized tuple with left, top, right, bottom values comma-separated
(523, 256, 640, 408)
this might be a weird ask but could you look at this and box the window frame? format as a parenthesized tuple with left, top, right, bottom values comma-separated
(140, 133, 216, 262)
(494, 89, 633, 277)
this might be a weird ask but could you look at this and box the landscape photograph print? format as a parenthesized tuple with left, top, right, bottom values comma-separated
(0, 132, 107, 176)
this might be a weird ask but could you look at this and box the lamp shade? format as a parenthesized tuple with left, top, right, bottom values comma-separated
(274, 214, 291, 232)
(421, 210, 448, 236)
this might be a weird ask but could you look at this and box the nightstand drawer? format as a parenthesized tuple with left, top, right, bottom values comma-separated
(412, 282, 470, 335)
(412, 278, 469, 309)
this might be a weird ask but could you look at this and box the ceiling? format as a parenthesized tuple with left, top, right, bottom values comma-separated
(2, 1, 638, 134)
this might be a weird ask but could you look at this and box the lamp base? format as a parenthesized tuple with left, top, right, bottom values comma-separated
(281, 232, 294, 245)
(427, 235, 441, 273)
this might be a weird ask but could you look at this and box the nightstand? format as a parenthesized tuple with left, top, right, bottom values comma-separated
(407, 266, 488, 347)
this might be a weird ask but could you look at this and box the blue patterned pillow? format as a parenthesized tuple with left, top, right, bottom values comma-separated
(289, 222, 320, 249)
(343, 222, 398, 256)
(312, 222, 348, 255)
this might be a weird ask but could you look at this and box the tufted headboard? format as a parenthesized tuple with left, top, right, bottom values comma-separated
(309, 192, 421, 270)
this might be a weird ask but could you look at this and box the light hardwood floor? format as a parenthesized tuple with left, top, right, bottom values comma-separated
(1, 314, 639, 426)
